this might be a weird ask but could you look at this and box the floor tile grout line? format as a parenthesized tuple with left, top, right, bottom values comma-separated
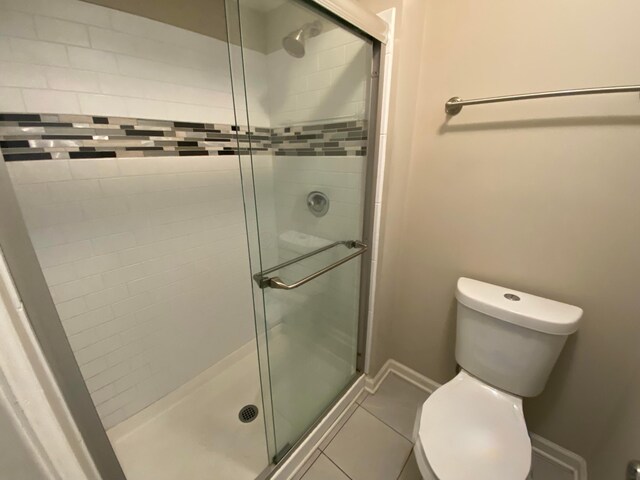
(395, 449, 414, 480)
(358, 403, 415, 443)
(320, 403, 359, 452)
(321, 451, 355, 480)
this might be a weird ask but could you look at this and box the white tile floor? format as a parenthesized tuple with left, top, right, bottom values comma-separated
(294, 372, 574, 480)
(104, 342, 573, 480)
(294, 373, 427, 480)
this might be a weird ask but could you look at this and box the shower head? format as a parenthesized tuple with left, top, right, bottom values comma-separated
(282, 28, 306, 58)
(282, 20, 322, 58)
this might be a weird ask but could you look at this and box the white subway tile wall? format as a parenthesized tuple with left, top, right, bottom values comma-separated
(264, 28, 370, 351)
(263, 20, 371, 277)
(260, 27, 371, 350)
(0, 0, 374, 430)
(263, 155, 365, 368)
(0, 86, 25, 111)
(0, 0, 271, 427)
(7, 156, 256, 428)
(266, 27, 370, 127)
(0, 0, 269, 126)
(273, 156, 365, 242)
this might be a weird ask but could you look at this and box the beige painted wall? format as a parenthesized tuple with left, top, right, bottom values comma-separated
(356, 0, 429, 375)
(590, 353, 640, 478)
(361, 0, 640, 473)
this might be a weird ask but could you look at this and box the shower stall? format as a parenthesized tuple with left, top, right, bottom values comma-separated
(0, 0, 385, 478)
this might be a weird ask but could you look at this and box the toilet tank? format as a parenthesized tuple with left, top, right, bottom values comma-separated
(455, 278, 582, 397)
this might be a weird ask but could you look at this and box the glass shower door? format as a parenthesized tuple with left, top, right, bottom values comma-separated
(226, 0, 375, 459)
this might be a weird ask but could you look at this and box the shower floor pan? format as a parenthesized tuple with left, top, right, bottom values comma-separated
(106, 321, 352, 480)
(107, 341, 267, 480)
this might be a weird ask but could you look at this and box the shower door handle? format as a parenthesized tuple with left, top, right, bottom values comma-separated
(254, 240, 367, 290)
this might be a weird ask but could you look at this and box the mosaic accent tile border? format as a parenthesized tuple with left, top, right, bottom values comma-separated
(0, 113, 269, 161)
(271, 121, 368, 157)
(0, 113, 368, 161)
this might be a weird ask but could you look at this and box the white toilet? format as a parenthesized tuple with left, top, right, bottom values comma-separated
(413, 277, 582, 480)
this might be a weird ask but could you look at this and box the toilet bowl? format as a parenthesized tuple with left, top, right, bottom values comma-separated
(413, 278, 582, 480)
(414, 370, 531, 479)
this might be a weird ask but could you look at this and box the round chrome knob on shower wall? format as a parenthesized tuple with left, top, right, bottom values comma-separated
(307, 191, 330, 217)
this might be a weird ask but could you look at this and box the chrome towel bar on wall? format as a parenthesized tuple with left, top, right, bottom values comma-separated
(445, 84, 640, 115)
(253, 240, 367, 290)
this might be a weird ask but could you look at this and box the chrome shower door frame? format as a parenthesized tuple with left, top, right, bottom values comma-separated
(357, 39, 383, 374)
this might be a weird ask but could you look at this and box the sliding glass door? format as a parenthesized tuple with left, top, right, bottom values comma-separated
(0, 0, 378, 476)
(0, 1, 272, 478)
(226, 0, 375, 460)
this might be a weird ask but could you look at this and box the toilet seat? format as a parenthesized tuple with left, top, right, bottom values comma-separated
(416, 370, 531, 480)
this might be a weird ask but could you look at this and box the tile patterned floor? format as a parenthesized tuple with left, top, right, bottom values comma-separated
(293, 372, 428, 480)
(294, 372, 575, 480)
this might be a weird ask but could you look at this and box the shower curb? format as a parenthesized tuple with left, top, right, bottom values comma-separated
(268, 375, 366, 480)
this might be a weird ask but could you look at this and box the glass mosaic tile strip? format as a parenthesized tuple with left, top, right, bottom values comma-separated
(0, 114, 368, 161)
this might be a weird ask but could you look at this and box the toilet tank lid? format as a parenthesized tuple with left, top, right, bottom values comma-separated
(456, 278, 583, 335)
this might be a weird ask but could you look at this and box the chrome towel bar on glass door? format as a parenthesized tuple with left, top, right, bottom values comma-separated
(445, 84, 640, 115)
(253, 240, 367, 290)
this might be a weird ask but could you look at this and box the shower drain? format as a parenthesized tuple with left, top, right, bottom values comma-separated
(238, 404, 259, 423)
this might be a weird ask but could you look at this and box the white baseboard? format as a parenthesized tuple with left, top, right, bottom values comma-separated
(367, 359, 588, 480)
(270, 374, 365, 480)
(531, 433, 588, 480)
(365, 359, 440, 394)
